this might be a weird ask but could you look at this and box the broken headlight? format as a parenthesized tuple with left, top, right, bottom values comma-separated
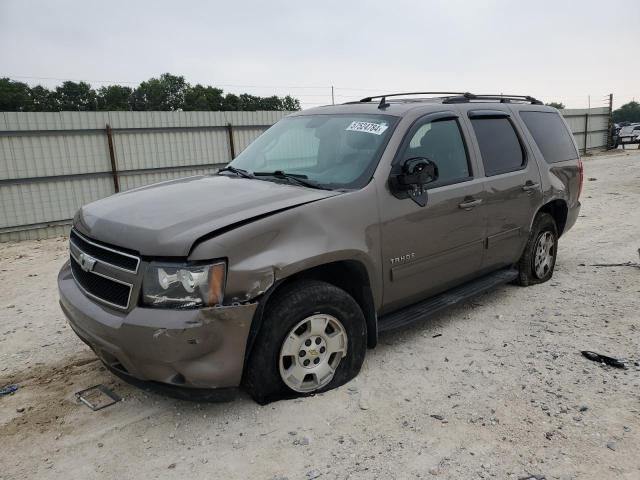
(142, 261, 226, 309)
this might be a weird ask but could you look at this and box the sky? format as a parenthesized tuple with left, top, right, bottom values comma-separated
(0, 0, 637, 110)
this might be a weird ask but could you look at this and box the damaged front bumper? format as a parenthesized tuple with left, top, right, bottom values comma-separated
(58, 262, 257, 389)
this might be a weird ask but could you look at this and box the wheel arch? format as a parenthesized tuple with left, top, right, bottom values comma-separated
(537, 199, 568, 236)
(242, 259, 378, 376)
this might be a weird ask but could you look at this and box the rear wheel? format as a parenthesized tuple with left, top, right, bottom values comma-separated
(243, 280, 367, 404)
(516, 212, 558, 286)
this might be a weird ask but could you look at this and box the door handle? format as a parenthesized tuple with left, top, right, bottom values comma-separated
(522, 182, 540, 192)
(458, 198, 483, 210)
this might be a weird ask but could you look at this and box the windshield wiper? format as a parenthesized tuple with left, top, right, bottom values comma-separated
(253, 170, 328, 190)
(218, 166, 255, 179)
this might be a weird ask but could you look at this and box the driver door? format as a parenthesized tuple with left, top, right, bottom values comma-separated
(378, 112, 488, 313)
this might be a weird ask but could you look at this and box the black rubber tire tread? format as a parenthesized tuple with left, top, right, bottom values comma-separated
(243, 280, 367, 405)
(516, 212, 558, 286)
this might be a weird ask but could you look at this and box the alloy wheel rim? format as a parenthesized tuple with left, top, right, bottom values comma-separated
(279, 314, 348, 393)
(534, 230, 555, 279)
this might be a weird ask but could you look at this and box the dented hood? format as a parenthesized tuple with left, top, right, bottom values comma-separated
(74, 175, 340, 257)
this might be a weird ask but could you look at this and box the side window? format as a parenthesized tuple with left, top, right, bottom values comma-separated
(401, 118, 470, 188)
(520, 111, 578, 163)
(471, 117, 525, 176)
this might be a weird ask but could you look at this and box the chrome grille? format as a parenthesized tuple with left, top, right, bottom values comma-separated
(70, 256, 132, 308)
(69, 229, 139, 310)
(70, 230, 140, 273)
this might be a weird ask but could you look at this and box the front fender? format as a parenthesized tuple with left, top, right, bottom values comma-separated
(188, 186, 383, 308)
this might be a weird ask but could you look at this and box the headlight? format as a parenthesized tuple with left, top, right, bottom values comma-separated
(142, 261, 226, 309)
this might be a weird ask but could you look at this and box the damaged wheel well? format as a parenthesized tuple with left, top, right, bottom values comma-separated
(539, 200, 568, 236)
(283, 261, 377, 348)
(242, 260, 377, 372)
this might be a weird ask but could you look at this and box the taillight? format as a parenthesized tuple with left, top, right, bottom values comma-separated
(577, 157, 584, 199)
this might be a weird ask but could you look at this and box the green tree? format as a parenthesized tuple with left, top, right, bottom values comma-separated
(0, 78, 32, 111)
(613, 101, 640, 123)
(55, 81, 97, 111)
(238, 93, 263, 110)
(130, 73, 188, 111)
(97, 85, 132, 111)
(280, 95, 301, 111)
(28, 85, 58, 111)
(183, 84, 224, 111)
(545, 102, 565, 109)
(258, 95, 282, 111)
(0, 74, 301, 112)
(222, 93, 240, 111)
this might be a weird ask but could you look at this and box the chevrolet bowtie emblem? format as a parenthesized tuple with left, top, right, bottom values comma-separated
(79, 253, 97, 272)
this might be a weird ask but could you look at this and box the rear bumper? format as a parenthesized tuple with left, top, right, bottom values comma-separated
(564, 201, 581, 234)
(58, 262, 257, 389)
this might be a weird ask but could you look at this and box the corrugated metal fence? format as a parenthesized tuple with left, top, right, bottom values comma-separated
(0, 111, 288, 241)
(0, 107, 612, 242)
(559, 106, 611, 154)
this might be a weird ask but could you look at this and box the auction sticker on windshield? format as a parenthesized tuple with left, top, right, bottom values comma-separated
(346, 121, 389, 135)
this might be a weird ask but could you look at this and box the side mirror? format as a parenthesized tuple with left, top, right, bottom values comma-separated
(389, 157, 439, 206)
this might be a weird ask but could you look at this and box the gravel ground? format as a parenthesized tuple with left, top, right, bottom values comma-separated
(1, 150, 639, 480)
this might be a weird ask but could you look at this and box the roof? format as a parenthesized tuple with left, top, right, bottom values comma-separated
(293, 92, 547, 117)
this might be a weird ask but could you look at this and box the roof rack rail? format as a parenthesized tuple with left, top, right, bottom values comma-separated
(357, 91, 543, 109)
(359, 92, 469, 102)
(359, 92, 472, 110)
(442, 93, 543, 105)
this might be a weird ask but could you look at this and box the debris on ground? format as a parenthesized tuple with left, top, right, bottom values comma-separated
(590, 261, 640, 269)
(0, 384, 19, 396)
(581, 351, 626, 369)
(75, 384, 122, 411)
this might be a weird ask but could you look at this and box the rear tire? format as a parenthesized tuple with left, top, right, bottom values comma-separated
(243, 280, 367, 404)
(516, 212, 558, 286)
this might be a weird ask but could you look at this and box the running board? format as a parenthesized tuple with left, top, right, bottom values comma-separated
(378, 268, 518, 333)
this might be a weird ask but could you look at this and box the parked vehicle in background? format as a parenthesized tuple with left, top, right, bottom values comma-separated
(58, 92, 583, 404)
(618, 124, 640, 149)
(612, 123, 621, 148)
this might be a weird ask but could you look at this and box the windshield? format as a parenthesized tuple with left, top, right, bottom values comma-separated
(227, 114, 398, 190)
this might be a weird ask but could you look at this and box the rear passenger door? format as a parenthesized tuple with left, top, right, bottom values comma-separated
(466, 109, 543, 270)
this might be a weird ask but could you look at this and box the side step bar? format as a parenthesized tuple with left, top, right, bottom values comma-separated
(378, 268, 518, 333)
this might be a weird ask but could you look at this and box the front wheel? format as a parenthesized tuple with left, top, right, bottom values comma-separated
(516, 212, 558, 286)
(243, 280, 367, 404)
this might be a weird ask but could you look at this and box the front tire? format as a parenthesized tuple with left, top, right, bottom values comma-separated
(243, 280, 367, 404)
(516, 212, 558, 286)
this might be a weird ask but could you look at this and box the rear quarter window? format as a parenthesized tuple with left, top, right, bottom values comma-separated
(520, 111, 578, 163)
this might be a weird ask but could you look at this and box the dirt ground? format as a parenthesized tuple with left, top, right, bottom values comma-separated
(1, 151, 639, 480)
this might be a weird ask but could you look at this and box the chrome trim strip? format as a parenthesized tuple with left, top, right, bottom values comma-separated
(69, 253, 133, 311)
(71, 229, 140, 274)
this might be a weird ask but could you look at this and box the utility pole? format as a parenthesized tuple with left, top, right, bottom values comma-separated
(331, 85, 335, 105)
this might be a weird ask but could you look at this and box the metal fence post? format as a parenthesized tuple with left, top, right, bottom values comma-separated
(226, 123, 236, 160)
(606, 93, 614, 149)
(105, 124, 120, 193)
(583, 113, 589, 154)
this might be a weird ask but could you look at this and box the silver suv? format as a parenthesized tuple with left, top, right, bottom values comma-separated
(58, 92, 583, 403)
